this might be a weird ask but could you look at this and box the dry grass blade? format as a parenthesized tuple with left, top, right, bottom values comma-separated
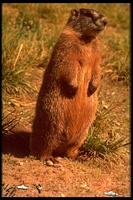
(2, 111, 21, 134)
(13, 43, 23, 69)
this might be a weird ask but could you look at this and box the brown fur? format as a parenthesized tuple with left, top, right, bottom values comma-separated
(30, 8, 108, 160)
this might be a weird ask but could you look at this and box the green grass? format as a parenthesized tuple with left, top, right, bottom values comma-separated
(102, 31, 130, 85)
(80, 98, 130, 162)
(2, 3, 130, 161)
(2, 3, 130, 100)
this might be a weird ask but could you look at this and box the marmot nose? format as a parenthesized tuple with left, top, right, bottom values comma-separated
(102, 17, 108, 26)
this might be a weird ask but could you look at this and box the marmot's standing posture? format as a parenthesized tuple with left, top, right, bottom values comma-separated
(30, 8, 108, 160)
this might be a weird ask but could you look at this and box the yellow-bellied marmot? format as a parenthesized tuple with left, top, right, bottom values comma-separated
(30, 8, 108, 160)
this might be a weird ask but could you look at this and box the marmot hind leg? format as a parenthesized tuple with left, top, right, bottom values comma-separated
(53, 142, 82, 159)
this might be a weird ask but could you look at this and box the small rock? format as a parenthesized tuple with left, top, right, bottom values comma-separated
(103, 105, 108, 109)
(19, 162, 23, 166)
(55, 157, 63, 162)
(54, 163, 62, 168)
(60, 193, 65, 197)
(46, 160, 54, 166)
(105, 69, 113, 73)
(112, 92, 115, 95)
(95, 195, 100, 197)
(115, 121, 121, 126)
(80, 183, 87, 188)
(60, 167, 65, 172)
(102, 100, 108, 109)
(56, 157, 63, 163)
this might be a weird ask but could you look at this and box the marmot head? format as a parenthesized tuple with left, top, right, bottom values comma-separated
(67, 8, 108, 40)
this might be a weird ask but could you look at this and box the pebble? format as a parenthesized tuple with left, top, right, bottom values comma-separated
(60, 193, 65, 197)
(60, 167, 65, 172)
(46, 160, 54, 166)
(112, 92, 115, 95)
(103, 105, 108, 109)
(56, 157, 63, 161)
(115, 121, 121, 126)
(80, 183, 87, 188)
(19, 162, 23, 166)
(53, 163, 62, 168)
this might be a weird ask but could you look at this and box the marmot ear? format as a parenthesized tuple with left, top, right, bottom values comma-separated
(71, 9, 79, 20)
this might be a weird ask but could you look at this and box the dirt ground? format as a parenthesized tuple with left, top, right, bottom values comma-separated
(2, 153, 130, 197)
(2, 65, 131, 197)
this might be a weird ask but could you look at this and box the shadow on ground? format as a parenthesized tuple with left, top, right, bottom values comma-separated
(2, 125, 31, 158)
